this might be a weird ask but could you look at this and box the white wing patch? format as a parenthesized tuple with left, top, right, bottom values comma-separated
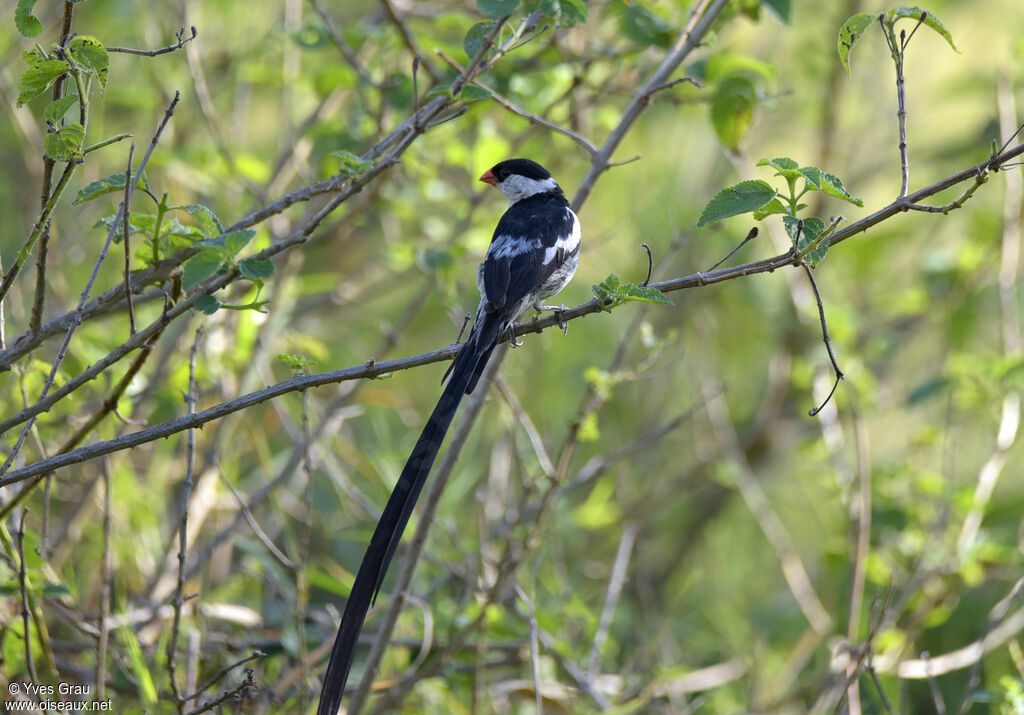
(542, 209, 581, 265)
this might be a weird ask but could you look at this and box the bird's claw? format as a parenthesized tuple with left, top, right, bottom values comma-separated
(505, 323, 523, 347)
(535, 303, 569, 335)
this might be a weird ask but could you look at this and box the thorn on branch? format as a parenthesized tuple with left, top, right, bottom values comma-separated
(640, 243, 653, 287)
(706, 227, 759, 273)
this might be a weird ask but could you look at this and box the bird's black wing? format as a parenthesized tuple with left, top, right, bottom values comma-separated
(483, 192, 575, 314)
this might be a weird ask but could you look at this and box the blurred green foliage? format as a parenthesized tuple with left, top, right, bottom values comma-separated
(1, 0, 1024, 713)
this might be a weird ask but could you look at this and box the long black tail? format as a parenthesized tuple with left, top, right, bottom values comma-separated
(316, 314, 501, 715)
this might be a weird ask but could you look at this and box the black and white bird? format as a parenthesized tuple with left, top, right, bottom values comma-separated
(317, 159, 580, 714)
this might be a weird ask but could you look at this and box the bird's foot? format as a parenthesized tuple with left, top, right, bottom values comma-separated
(534, 303, 569, 335)
(505, 323, 523, 347)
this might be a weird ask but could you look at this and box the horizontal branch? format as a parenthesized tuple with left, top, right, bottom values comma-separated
(4, 134, 1023, 484)
(0, 344, 462, 486)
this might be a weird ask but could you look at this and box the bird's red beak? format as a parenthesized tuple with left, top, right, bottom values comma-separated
(479, 169, 498, 186)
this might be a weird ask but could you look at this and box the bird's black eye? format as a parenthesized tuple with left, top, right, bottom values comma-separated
(495, 166, 510, 180)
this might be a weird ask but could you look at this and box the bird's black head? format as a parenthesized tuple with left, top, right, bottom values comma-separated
(480, 158, 561, 203)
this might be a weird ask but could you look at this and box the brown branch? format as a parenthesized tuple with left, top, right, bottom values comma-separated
(167, 325, 204, 712)
(108, 26, 198, 56)
(123, 143, 136, 335)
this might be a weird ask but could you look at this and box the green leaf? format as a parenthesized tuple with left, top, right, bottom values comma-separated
(463, 21, 494, 59)
(592, 274, 673, 313)
(760, 0, 791, 24)
(17, 55, 69, 106)
(223, 229, 256, 255)
(697, 180, 776, 227)
(752, 197, 790, 220)
(837, 12, 879, 76)
(329, 149, 373, 177)
(541, 0, 587, 27)
(886, 6, 957, 52)
(182, 249, 225, 290)
(194, 294, 221, 315)
(15, 0, 43, 38)
(68, 35, 109, 89)
(756, 156, 802, 182)
(118, 623, 157, 707)
(95, 213, 153, 241)
(43, 122, 85, 162)
(43, 92, 79, 123)
(784, 215, 829, 266)
(279, 354, 319, 371)
(184, 204, 224, 236)
(460, 85, 493, 101)
(619, 5, 672, 48)
(425, 86, 455, 99)
(239, 257, 275, 280)
(800, 167, 864, 206)
(478, 0, 519, 19)
(74, 171, 151, 204)
(710, 76, 757, 151)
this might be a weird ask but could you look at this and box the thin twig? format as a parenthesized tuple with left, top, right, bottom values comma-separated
(97, 461, 112, 703)
(185, 668, 256, 715)
(168, 325, 205, 711)
(704, 227, 759, 273)
(310, 0, 377, 86)
(379, 0, 441, 82)
(17, 508, 37, 682)
(587, 521, 638, 677)
(800, 262, 844, 417)
(108, 25, 198, 56)
(123, 143, 136, 335)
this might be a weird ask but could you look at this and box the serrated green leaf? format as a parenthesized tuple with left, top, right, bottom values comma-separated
(886, 6, 957, 52)
(68, 35, 109, 89)
(801, 168, 863, 207)
(239, 257, 275, 280)
(182, 249, 225, 290)
(74, 171, 151, 205)
(15, 0, 43, 37)
(223, 229, 256, 255)
(478, 0, 519, 19)
(460, 85, 492, 101)
(95, 213, 152, 241)
(463, 21, 495, 59)
(838, 12, 879, 76)
(329, 149, 373, 177)
(279, 353, 319, 371)
(784, 215, 829, 266)
(43, 122, 85, 161)
(591, 274, 673, 312)
(757, 156, 802, 181)
(17, 57, 69, 106)
(697, 180, 776, 227)
(710, 76, 757, 151)
(752, 197, 790, 220)
(43, 92, 79, 123)
(194, 294, 221, 315)
(184, 204, 224, 236)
